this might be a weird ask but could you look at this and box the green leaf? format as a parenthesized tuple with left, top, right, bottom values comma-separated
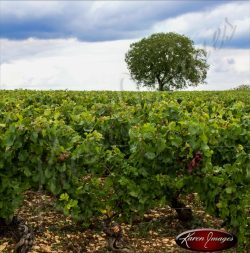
(145, 152, 156, 160)
(31, 132, 38, 142)
(45, 168, 52, 179)
(168, 121, 176, 131)
(18, 150, 29, 162)
(59, 193, 69, 202)
(23, 167, 32, 177)
(225, 187, 233, 194)
(176, 179, 184, 190)
(129, 191, 139, 198)
(188, 124, 199, 135)
(170, 136, 182, 147)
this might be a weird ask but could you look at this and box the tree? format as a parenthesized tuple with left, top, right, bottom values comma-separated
(125, 32, 209, 91)
(233, 84, 250, 90)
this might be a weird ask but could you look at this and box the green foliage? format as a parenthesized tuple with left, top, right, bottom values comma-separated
(233, 84, 250, 90)
(0, 89, 249, 250)
(125, 32, 209, 91)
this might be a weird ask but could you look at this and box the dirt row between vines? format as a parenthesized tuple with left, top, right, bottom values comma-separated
(0, 190, 226, 253)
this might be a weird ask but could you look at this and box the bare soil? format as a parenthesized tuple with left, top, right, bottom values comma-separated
(0, 191, 228, 253)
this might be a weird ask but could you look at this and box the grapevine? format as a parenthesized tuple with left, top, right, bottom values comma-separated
(0, 90, 249, 251)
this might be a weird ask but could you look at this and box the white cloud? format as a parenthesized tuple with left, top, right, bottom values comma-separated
(0, 38, 138, 90)
(151, 2, 250, 45)
(186, 46, 250, 90)
(0, 38, 78, 64)
(0, 38, 249, 91)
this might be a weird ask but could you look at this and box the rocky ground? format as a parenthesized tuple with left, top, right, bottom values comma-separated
(0, 191, 232, 253)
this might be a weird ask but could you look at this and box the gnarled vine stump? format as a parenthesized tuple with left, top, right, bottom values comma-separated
(0, 216, 34, 253)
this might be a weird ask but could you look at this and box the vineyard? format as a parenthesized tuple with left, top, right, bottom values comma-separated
(0, 90, 249, 252)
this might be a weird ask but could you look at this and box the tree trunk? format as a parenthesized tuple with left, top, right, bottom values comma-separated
(156, 76, 164, 91)
(159, 83, 164, 91)
(171, 197, 193, 222)
(158, 80, 164, 91)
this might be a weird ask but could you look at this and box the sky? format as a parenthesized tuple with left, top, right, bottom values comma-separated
(0, 0, 250, 91)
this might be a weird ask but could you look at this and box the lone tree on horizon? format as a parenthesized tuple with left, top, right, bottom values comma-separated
(125, 32, 209, 91)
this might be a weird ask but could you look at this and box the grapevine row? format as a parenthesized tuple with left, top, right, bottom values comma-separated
(0, 90, 249, 251)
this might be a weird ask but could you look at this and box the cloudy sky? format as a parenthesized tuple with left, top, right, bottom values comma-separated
(0, 0, 249, 91)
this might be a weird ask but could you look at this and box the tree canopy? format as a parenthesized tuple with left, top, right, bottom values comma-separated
(233, 84, 250, 90)
(125, 32, 209, 91)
